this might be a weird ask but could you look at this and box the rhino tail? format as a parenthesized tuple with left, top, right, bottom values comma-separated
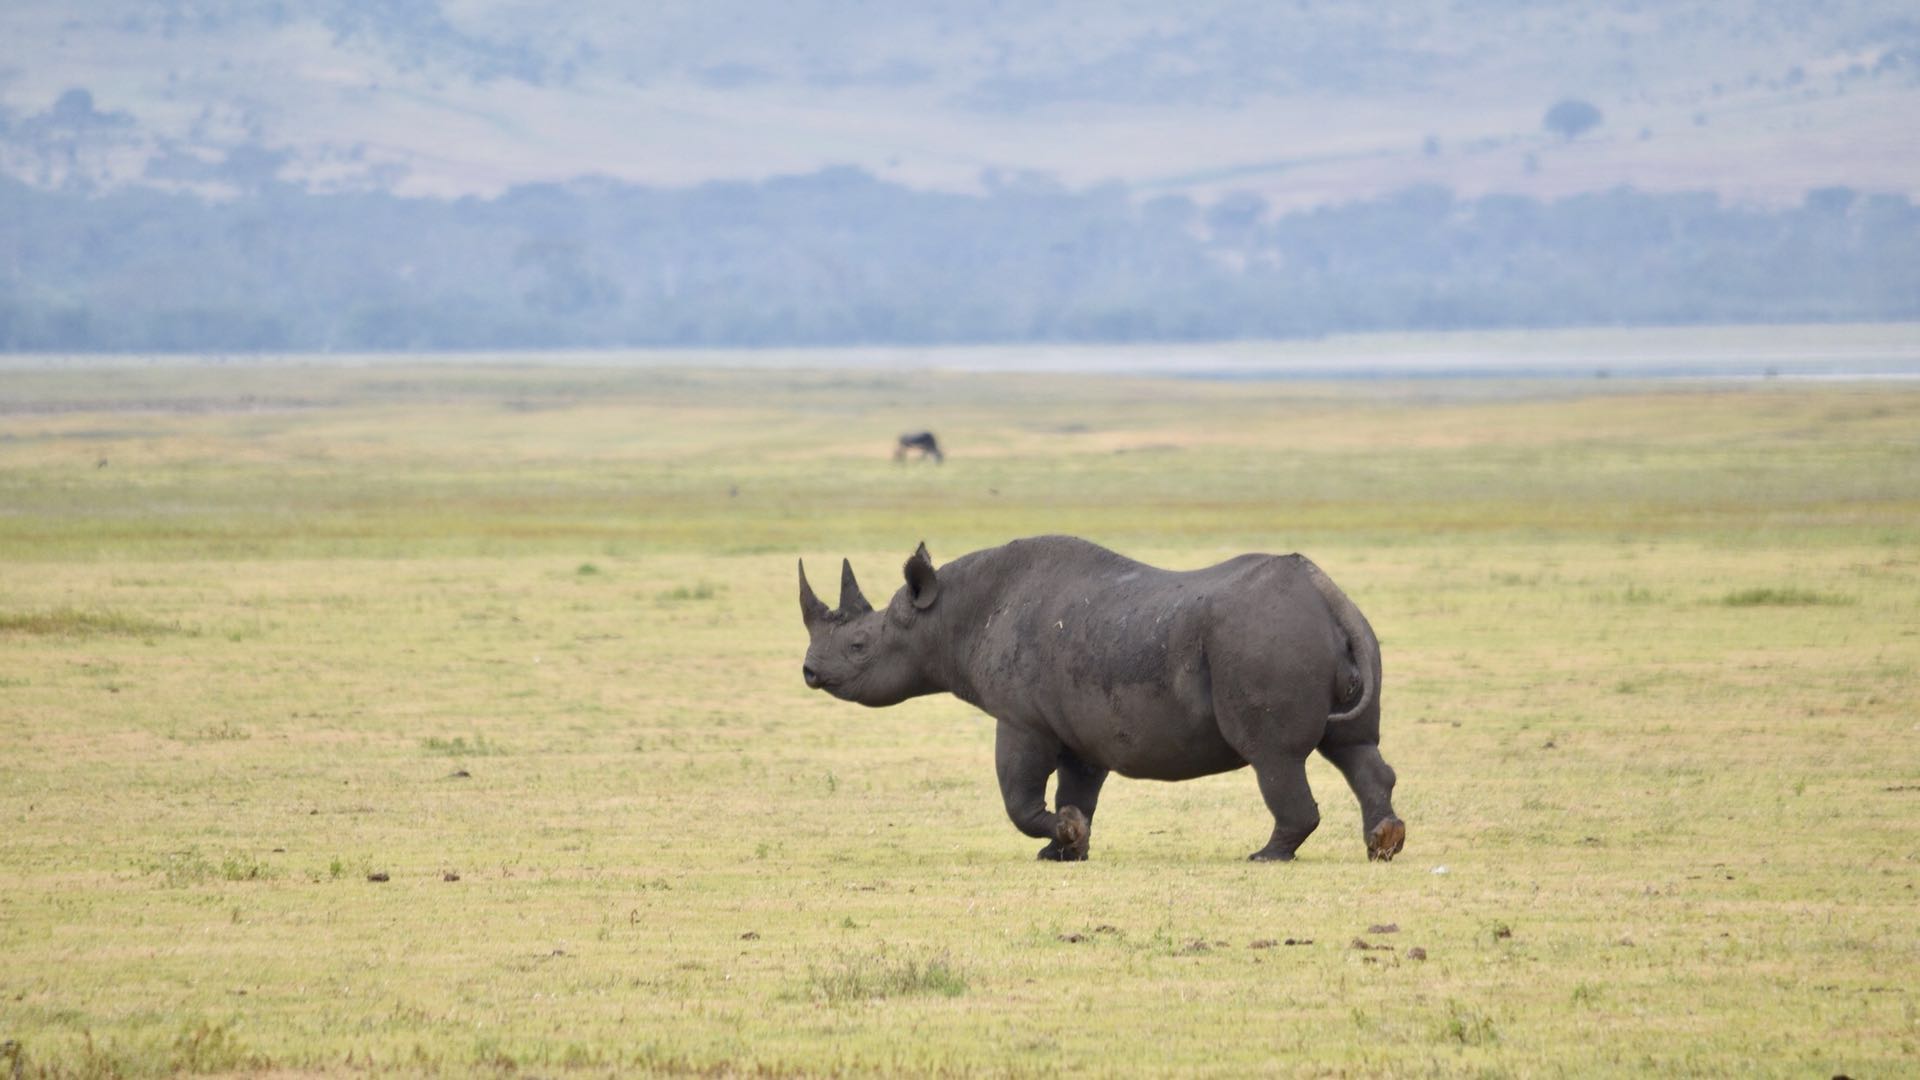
(1301, 558, 1379, 723)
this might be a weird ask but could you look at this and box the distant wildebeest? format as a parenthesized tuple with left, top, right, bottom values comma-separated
(893, 431, 943, 464)
(797, 536, 1404, 863)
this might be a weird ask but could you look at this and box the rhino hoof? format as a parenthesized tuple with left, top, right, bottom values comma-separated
(1036, 842, 1088, 862)
(1247, 847, 1297, 862)
(1048, 806, 1090, 861)
(1367, 817, 1406, 862)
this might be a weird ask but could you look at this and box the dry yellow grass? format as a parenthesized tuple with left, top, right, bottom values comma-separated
(0, 357, 1916, 1076)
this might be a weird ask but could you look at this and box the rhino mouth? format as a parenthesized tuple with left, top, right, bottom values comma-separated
(805, 671, 867, 703)
(803, 665, 844, 694)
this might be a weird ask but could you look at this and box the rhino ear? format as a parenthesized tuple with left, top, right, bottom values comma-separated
(799, 559, 830, 628)
(903, 542, 939, 611)
(838, 558, 873, 614)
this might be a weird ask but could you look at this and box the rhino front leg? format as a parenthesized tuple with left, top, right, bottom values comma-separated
(994, 721, 1089, 861)
(1037, 751, 1108, 862)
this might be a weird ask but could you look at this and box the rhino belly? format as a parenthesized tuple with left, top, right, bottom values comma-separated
(1057, 692, 1243, 781)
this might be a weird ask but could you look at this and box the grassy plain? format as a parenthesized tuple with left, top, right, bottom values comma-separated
(1, 357, 1917, 1077)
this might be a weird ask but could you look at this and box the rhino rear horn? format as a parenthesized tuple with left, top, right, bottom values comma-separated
(903, 542, 939, 610)
(838, 558, 873, 614)
(799, 559, 830, 627)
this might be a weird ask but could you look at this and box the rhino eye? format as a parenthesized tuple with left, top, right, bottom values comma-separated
(847, 633, 870, 653)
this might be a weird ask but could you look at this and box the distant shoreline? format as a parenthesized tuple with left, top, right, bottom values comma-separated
(5, 322, 1917, 380)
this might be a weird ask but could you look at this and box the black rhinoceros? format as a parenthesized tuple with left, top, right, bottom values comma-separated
(798, 536, 1405, 863)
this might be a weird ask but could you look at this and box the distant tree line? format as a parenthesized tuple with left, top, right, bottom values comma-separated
(1, 169, 1915, 352)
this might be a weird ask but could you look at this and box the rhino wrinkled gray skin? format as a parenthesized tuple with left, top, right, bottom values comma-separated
(798, 536, 1405, 863)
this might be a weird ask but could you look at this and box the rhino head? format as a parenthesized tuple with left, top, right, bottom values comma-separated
(798, 543, 942, 707)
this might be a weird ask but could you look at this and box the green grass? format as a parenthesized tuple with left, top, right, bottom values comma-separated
(0, 353, 1916, 1076)
(655, 581, 721, 603)
(804, 949, 969, 1005)
(419, 734, 506, 757)
(1719, 587, 1852, 607)
(138, 848, 278, 887)
(0, 607, 187, 637)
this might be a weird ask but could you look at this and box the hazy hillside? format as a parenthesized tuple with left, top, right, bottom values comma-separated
(6, 170, 1914, 351)
(3, 1, 1917, 206)
(4, 3, 1916, 353)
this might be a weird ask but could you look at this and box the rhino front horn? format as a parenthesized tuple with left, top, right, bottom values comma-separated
(839, 558, 873, 614)
(799, 559, 830, 627)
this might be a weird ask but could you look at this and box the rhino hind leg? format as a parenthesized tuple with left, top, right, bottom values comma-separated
(1246, 753, 1321, 862)
(1318, 742, 1405, 862)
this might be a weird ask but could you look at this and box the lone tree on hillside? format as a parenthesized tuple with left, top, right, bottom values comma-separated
(1543, 98, 1603, 140)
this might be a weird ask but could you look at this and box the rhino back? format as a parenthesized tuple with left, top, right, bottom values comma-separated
(955, 540, 1335, 779)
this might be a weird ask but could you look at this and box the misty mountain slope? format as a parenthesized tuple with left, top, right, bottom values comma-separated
(5, 168, 1915, 351)
(2, 1, 1916, 204)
